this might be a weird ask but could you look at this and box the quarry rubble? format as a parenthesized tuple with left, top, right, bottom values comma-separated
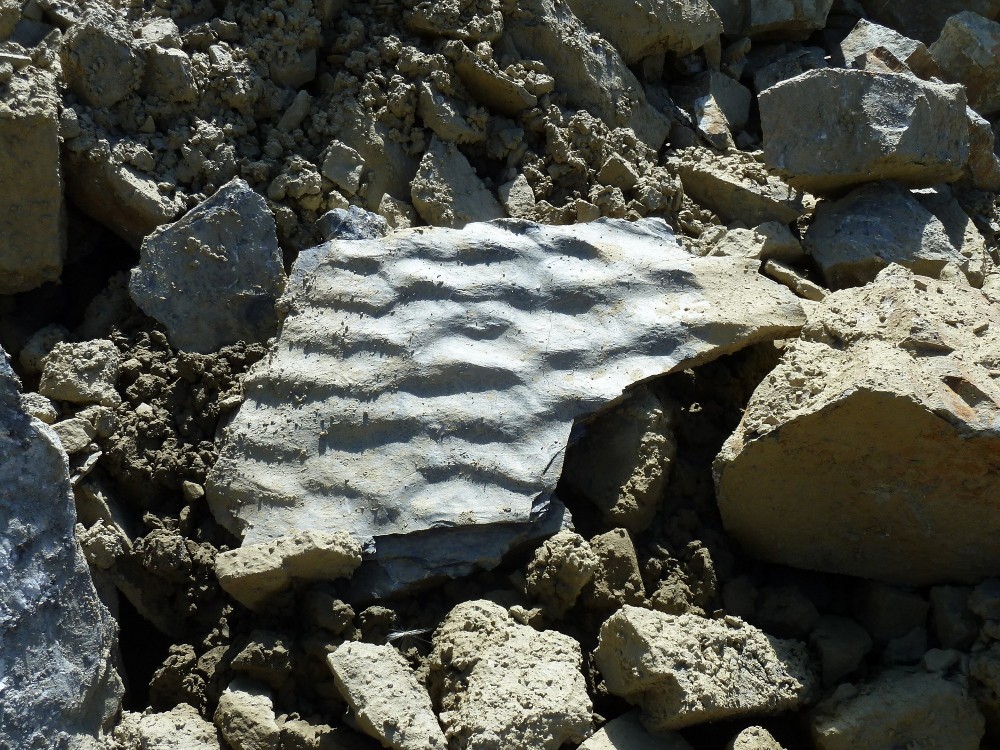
(5, 1, 1000, 749)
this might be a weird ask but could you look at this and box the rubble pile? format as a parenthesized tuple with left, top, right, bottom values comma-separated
(5, 0, 1000, 749)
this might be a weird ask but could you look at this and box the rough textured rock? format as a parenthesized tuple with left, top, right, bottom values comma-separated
(966, 107, 1000, 191)
(930, 11, 1000, 116)
(39, 339, 121, 407)
(578, 712, 693, 750)
(715, 264, 1000, 585)
(811, 669, 984, 749)
(410, 137, 504, 228)
(207, 219, 805, 595)
(328, 642, 447, 750)
(213, 679, 281, 750)
(728, 726, 786, 750)
(60, 4, 143, 108)
(524, 530, 598, 617)
(506, 0, 670, 149)
(564, 0, 723, 63)
(316, 206, 389, 243)
(760, 69, 969, 194)
(562, 386, 677, 532)
(863, 0, 1000, 44)
(0, 348, 123, 748)
(596, 607, 815, 731)
(215, 532, 363, 611)
(839, 19, 938, 77)
(427, 599, 592, 750)
(745, 0, 834, 40)
(582, 528, 646, 612)
(111, 704, 223, 750)
(671, 148, 816, 226)
(0, 65, 64, 294)
(712, 222, 804, 263)
(129, 178, 286, 354)
(803, 181, 970, 288)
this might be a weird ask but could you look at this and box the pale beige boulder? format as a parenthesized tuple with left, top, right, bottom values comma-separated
(39, 340, 121, 408)
(213, 679, 282, 750)
(113, 704, 224, 750)
(728, 726, 786, 750)
(524, 530, 598, 617)
(0, 66, 64, 293)
(411, 136, 503, 227)
(594, 607, 816, 731)
(930, 11, 1000, 116)
(427, 600, 592, 749)
(579, 712, 693, 750)
(328, 642, 447, 750)
(716, 264, 1000, 585)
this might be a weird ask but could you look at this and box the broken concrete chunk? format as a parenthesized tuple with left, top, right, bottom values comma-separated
(214, 678, 282, 750)
(840, 19, 938, 77)
(39, 339, 120, 407)
(595, 606, 817, 731)
(20, 391, 58, 424)
(52, 417, 96, 454)
(0, 347, 123, 746)
(428, 599, 592, 750)
(113, 704, 224, 750)
(321, 140, 366, 195)
(60, 4, 143, 107)
(811, 669, 984, 749)
(562, 386, 677, 533)
(328, 642, 447, 750)
(863, 0, 1000, 45)
(745, 0, 834, 40)
(507, 0, 670, 149)
(715, 264, 1000, 585)
(208, 219, 805, 596)
(215, 532, 363, 611)
(524, 530, 597, 617)
(671, 148, 816, 226)
(579, 711, 693, 750)
(0, 66, 64, 294)
(129, 178, 286, 354)
(760, 69, 969, 194)
(406, 0, 503, 43)
(564, 0, 723, 63)
(411, 136, 504, 227)
(930, 11, 1000, 116)
(803, 181, 969, 288)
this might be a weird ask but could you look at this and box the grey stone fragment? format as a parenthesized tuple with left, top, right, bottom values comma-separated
(840, 19, 938, 76)
(0, 65, 64, 293)
(328, 642, 447, 750)
(804, 181, 968, 289)
(52, 417, 96, 454)
(809, 616, 873, 686)
(760, 69, 969, 194)
(39, 339, 121, 407)
(207, 219, 805, 596)
(112, 704, 223, 750)
(0, 348, 123, 748)
(863, 0, 1000, 44)
(59, 4, 143, 107)
(930, 586, 978, 650)
(411, 136, 503, 228)
(930, 11, 1000, 116)
(316, 206, 388, 243)
(811, 669, 984, 749)
(745, 0, 834, 39)
(595, 607, 817, 731)
(130, 178, 286, 354)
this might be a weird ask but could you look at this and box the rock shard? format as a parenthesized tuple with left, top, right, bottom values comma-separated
(715, 264, 1000, 585)
(0, 348, 123, 748)
(207, 218, 805, 595)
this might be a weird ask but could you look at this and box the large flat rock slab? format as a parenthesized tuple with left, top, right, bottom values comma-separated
(0, 348, 123, 748)
(207, 218, 805, 595)
(715, 264, 1000, 585)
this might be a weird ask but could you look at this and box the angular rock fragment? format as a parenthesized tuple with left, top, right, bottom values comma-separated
(863, 0, 1000, 44)
(328, 642, 447, 750)
(316, 206, 388, 243)
(406, 0, 503, 43)
(140, 44, 198, 104)
(0, 348, 123, 747)
(130, 178, 286, 354)
(524, 530, 597, 617)
(214, 679, 282, 750)
(594, 606, 816, 731)
(428, 600, 592, 750)
(39, 339, 121, 407)
(809, 616, 873, 686)
(112, 704, 223, 750)
(0, 65, 64, 293)
(715, 265, 1000, 585)
(60, 4, 143, 107)
(451, 42, 537, 116)
(206, 219, 806, 595)
(506, 0, 670, 149)
(760, 69, 969, 194)
(811, 669, 984, 749)
(839, 19, 938, 77)
(729, 726, 786, 750)
(579, 712, 693, 750)
(966, 107, 1000, 191)
(564, 0, 723, 63)
(215, 532, 362, 611)
(712, 222, 804, 263)
(803, 181, 970, 288)
(671, 148, 816, 226)
(930, 11, 1000, 116)
(744, 0, 834, 40)
(582, 528, 646, 612)
(411, 137, 504, 228)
